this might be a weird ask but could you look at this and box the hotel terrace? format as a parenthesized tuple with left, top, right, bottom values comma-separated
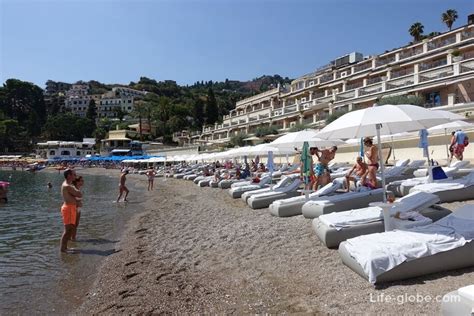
(187, 21, 474, 146)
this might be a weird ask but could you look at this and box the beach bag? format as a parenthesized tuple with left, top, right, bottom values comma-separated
(464, 136, 469, 147)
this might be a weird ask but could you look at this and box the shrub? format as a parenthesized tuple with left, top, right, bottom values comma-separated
(378, 94, 424, 107)
(254, 126, 278, 137)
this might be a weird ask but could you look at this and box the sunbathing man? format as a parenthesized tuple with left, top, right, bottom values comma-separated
(361, 137, 379, 189)
(313, 146, 338, 190)
(60, 169, 82, 253)
(344, 156, 368, 192)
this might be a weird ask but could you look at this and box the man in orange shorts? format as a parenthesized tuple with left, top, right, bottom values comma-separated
(60, 169, 82, 253)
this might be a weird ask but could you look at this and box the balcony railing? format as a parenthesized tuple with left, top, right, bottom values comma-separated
(285, 105, 297, 113)
(419, 59, 447, 71)
(375, 55, 396, 67)
(315, 96, 333, 104)
(319, 74, 334, 84)
(386, 77, 414, 90)
(353, 62, 372, 73)
(462, 29, 474, 40)
(427, 35, 456, 51)
(312, 91, 325, 99)
(462, 51, 474, 60)
(419, 65, 454, 83)
(460, 60, 474, 73)
(302, 116, 314, 125)
(399, 46, 423, 60)
(359, 84, 383, 97)
(367, 76, 383, 85)
(336, 90, 355, 101)
(391, 68, 414, 79)
(345, 81, 363, 91)
(259, 113, 270, 119)
(248, 116, 258, 122)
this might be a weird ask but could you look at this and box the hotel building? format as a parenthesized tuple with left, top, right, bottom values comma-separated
(195, 21, 474, 146)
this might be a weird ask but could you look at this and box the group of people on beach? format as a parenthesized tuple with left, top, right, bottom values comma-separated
(299, 136, 380, 194)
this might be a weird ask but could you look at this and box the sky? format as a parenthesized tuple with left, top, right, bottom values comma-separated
(1, 0, 473, 88)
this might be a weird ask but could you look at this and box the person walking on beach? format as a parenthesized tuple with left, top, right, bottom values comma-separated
(361, 137, 379, 189)
(60, 169, 82, 253)
(146, 169, 156, 191)
(450, 129, 469, 161)
(344, 156, 367, 192)
(117, 170, 129, 202)
(70, 176, 84, 241)
(312, 146, 338, 190)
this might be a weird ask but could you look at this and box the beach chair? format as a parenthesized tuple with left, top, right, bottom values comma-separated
(301, 188, 384, 219)
(312, 191, 451, 248)
(247, 176, 302, 209)
(228, 175, 272, 198)
(338, 205, 474, 284)
(409, 172, 474, 202)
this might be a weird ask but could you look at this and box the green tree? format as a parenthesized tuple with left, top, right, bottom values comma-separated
(409, 22, 424, 42)
(86, 99, 97, 121)
(254, 126, 278, 137)
(42, 113, 95, 141)
(113, 107, 128, 122)
(229, 133, 246, 147)
(378, 94, 424, 107)
(205, 87, 218, 124)
(442, 9, 458, 31)
(193, 98, 205, 128)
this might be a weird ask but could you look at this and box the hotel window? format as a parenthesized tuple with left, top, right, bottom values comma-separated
(49, 150, 55, 155)
(61, 150, 70, 156)
(76, 151, 81, 156)
(128, 100, 132, 103)
(424, 91, 441, 107)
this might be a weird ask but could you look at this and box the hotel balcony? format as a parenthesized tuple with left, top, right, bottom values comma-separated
(419, 65, 454, 83)
(386, 76, 414, 90)
(336, 90, 356, 101)
(399, 46, 423, 60)
(375, 55, 396, 68)
(461, 60, 474, 73)
(345, 82, 364, 91)
(359, 83, 383, 97)
(319, 74, 334, 84)
(419, 58, 448, 72)
(462, 29, 474, 40)
(391, 68, 414, 79)
(284, 104, 298, 113)
(353, 61, 372, 73)
(427, 34, 457, 51)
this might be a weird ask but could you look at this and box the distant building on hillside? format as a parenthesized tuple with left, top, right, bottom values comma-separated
(35, 138, 96, 160)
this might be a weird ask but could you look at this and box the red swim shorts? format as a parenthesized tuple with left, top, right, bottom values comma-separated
(61, 203, 77, 226)
(454, 144, 465, 156)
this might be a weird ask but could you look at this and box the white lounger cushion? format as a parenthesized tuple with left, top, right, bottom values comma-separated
(450, 160, 470, 169)
(270, 181, 341, 207)
(407, 160, 425, 169)
(318, 191, 439, 230)
(343, 208, 474, 284)
(411, 172, 474, 193)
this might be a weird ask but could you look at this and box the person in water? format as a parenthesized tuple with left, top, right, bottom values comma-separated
(116, 170, 129, 202)
(60, 169, 82, 253)
(0, 183, 8, 203)
(47, 182, 53, 189)
(70, 176, 84, 241)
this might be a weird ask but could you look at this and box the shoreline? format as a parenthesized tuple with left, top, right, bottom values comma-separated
(75, 172, 474, 314)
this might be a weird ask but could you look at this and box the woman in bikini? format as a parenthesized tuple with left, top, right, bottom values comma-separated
(361, 137, 378, 189)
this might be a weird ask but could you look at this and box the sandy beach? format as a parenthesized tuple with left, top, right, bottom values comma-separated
(74, 170, 474, 314)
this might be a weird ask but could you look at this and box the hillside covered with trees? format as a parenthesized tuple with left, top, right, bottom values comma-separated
(0, 75, 292, 152)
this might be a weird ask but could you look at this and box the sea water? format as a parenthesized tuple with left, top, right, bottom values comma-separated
(0, 170, 140, 315)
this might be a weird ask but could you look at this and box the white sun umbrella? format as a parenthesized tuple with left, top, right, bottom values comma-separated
(315, 104, 452, 202)
(271, 129, 344, 149)
(428, 120, 474, 160)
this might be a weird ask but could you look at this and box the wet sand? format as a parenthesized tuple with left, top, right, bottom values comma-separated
(76, 172, 474, 314)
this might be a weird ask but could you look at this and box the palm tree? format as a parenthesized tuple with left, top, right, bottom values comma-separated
(409, 22, 424, 42)
(442, 9, 458, 31)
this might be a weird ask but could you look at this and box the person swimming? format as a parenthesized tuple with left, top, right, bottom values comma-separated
(47, 182, 53, 189)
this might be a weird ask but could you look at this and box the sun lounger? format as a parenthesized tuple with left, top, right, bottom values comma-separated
(409, 172, 474, 202)
(268, 181, 344, 217)
(247, 176, 302, 209)
(218, 178, 246, 189)
(228, 176, 272, 198)
(241, 174, 299, 203)
(313, 191, 451, 248)
(301, 188, 384, 219)
(413, 160, 471, 177)
(441, 285, 474, 315)
(338, 205, 474, 284)
(198, 176, 214, 187)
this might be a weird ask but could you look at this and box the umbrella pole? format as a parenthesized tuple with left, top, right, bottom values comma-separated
(444, 128, 450, 163)
(376, 124, 387, 203)
(391, 136, 396, 164)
